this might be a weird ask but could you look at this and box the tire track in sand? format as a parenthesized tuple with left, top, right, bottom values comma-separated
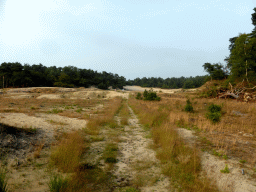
(113, 104, 171, 192)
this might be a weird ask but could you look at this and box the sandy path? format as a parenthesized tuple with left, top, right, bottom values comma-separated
(113, 105, 171, 191)
(124, 85, 196, 93)
(177, 128, 256, 192)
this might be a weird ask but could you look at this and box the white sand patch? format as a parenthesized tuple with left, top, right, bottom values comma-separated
(0, 113, 87, 133)
(34, 113, 87, 130)
(36, 94, 62, 99)
(177, 127, 256, 192)
(10, 94, 34, 99)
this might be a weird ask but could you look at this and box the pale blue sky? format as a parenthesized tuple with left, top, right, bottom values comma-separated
(0, 0, 255, 79)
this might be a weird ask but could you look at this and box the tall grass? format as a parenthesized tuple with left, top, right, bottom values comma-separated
(48, 174, 69, 192)
(85, 97, 122, 134)
(119, 99, 130, 126)
(0, 167, 8, 192)
(49, 97, 123, 191)
(50, 131, 85, 172)
(128, 96, 217, 191)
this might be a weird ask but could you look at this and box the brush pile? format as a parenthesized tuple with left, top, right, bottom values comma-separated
(217, 81, 256, 102)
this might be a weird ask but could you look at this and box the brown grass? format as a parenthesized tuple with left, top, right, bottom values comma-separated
(119, 99, 130, 126)
(128, 96, 218, 191)
(85, 97, 122, 134)
(50, 131, 85, 173)
(33, 142, 45, 159)
(164, 94, 256, 165)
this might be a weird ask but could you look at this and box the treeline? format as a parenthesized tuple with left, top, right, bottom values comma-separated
(126, 76, 207, 89)
(202, 8, 256, 85)
(0, 62, 126, 89)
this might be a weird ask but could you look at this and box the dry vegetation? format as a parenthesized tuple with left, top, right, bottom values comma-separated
(1, 86, 256, 191)
(128, 96, 218, 191)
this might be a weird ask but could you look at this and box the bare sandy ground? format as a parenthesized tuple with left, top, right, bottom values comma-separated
(2, 87, 255, 191)
(177, 128, 256, 192)
(124, 85, 197, 93)
(113, 105, 171, 191)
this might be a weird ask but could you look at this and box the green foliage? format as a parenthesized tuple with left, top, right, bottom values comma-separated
(143, 89, 161, 101)
(0, 168, 8, 192)
(239, 160, 246, 164)
(48, 174, 69, 192)
(128, 76, 207, 89)
(199, 86, 219, 98)
(0, 62, 126, 89)
(47, 109, 63, 114)
(103, 143, 118, 163)
(223, 155, 228, 160)
(135, 92, 143, 100)
(220, 165, 230, 173)
(184, 99, 194, 113)
(203, 63, 227, 80)
(205, 104, 222, 123)
(227, 33, 256, 83)
(208, 103, 222, 113)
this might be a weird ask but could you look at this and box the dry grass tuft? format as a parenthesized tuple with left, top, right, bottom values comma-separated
(85, 97, 122, 134)
(50, 131, 85, 173)
(33, 142, 45, 159)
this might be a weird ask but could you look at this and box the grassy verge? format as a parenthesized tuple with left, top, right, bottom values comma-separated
(128, 96, 217, 191)
(48, 97, 124, 191)
(119, 99, 130, 126)
(85, 97, 122, 135)
(50, 131, 85, 173)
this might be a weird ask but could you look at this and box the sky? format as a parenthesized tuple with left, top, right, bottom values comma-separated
(0, 0, 256, 80)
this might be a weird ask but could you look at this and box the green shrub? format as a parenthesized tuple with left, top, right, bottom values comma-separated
(184, 99, 193, 113)
(206, 103, 222, 123)
(0, 168, 8, 192)
(208, 103, 222, 113)
(143, 89, 161, 101)
(200, 86, 219, 98)
(48, 174, 69, 192)
(220, 164, 230, 173)
(103, 143, 118, 163)
(135, 92, 142, 100)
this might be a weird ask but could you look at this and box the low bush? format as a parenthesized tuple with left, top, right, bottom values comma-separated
(135, 92, 142, 100)
(205, 103, 222, 123)
(143, 89, 161, 101)
(184, 99, 194, 113)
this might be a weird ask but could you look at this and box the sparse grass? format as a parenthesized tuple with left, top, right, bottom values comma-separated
(239, 160, 246, 164)
(119, 100, 130, 126)
(119, 187, 140, 192)
(102, 143, 118, 163)
(0, 167, 8, 192)
(33, 142, 45, 158)
(90, 136, 105, 142)
(129, 96, 218, 191)
(76, 108, 83, 113)
(85, 97, 122, 134)
(47, 120, 68, 126)
(220, 164, 230, 173)
(50, 131, 85, 172)
(47, 108, 63, 114)
(48, 174, 69, 192)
